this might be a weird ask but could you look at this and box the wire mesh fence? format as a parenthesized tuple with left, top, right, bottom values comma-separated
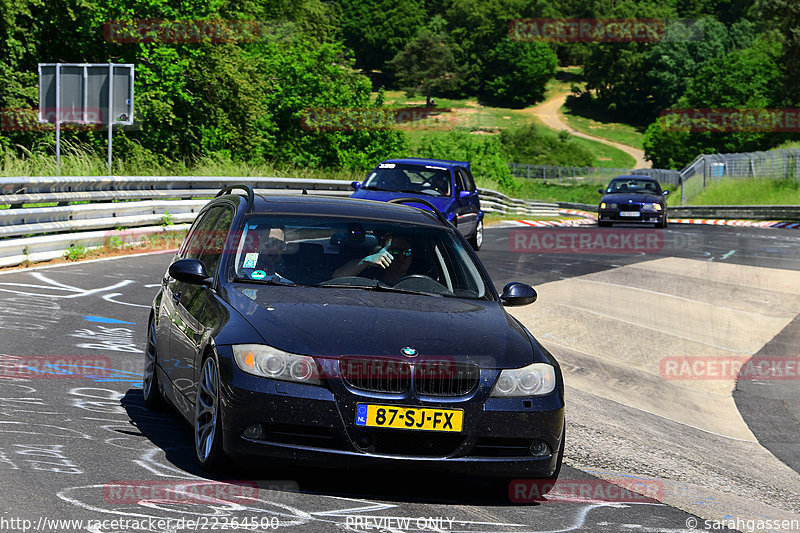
(508, 163, 681, 187)
(678, 149, 800, 203)
(511, 148, 800, 204)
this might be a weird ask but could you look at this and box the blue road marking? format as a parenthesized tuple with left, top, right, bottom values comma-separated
(84, 316, 135, 325)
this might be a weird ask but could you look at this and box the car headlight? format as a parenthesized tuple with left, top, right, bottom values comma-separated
(642, 203, 662, 211)
(600, 202, 606, 209)
(491, 363, 556, 397)
(233, 344, 321, 385)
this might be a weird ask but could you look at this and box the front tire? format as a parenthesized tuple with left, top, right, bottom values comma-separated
(469, 219, 483, 251)
(142, 317, 165, 410)
(195, 354, 228, 472)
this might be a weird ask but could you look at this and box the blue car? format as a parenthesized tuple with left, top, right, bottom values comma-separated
(144, 185, 564, 490)
(350, 158, 484, 250)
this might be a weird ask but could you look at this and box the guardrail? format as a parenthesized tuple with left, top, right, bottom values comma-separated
(0, 176, 352, 268)
(0, 176, 797, 268)
(668, 205, 800, 220)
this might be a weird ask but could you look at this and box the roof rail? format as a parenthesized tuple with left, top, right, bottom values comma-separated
(215, 184, 255, 212)
(387, 197, 451, 227)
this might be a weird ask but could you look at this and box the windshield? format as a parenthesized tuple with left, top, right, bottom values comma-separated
(230, 215, 488, 299)
(363, 162, 451, 196)
(606, 179, 662, 195)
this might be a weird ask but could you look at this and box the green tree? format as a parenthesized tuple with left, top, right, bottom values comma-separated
(643, 33, 785, 168)
(758, 0, 800, 103)
(338, 0, 428, 73)
(387, 24, 460, 105)
(481, 37, 557, 107)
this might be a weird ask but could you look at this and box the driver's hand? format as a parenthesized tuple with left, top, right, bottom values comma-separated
(359, 241, 393, 269)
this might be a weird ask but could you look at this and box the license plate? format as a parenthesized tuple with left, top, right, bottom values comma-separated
(620, 211, 640, 217)
(355, 404, 463, 432)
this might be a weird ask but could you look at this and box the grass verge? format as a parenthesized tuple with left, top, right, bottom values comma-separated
(685, 177, 800, 206)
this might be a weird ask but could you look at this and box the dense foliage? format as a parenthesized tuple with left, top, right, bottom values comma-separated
(0, 0, 797, 173)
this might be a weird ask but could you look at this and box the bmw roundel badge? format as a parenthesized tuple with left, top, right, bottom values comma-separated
(401, 347, 418, 357)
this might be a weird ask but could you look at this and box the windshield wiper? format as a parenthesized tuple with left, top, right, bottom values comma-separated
(318, 280, 441, 297)
(362, 186, 392, 191)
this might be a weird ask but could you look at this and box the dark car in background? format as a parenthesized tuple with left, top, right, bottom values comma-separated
(350, 158, 484, 250)
(598, 175, 669, 228)
(144, 185, 564, 489)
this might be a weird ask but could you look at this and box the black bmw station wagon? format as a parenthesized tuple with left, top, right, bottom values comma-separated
(144, 185, 564, 487)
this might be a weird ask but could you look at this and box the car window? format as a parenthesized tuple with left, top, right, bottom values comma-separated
(607, 179, 661, 194)
(454, 168, 467, 192)
(460, 167, 476, 192)
(363, 163, 451, 196)
(197, 207, 234, 276)
(230, 215, 489, 299)
(181, 207, 225, 260)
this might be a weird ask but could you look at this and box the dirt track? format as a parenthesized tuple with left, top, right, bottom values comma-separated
(529, 91, 651, 169)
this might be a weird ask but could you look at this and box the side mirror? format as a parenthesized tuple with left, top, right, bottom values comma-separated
(500, 282, 537, 306)
(663, 190, 669, 196)
(458, 190, 471, 199)
(598, 188, 605, 194)
(350, 181, 361, 191)
(169, 258, 212, 286)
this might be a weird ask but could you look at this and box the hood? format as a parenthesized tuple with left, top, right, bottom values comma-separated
(224, 284, 536, 368)
(600, 193, 663, 205)
(351, 190, 453, 215)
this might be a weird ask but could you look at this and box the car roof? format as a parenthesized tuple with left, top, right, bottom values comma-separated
(226, 194, 448, 228)
(610, 175, 659, 182)
(378, 157, 470, 169)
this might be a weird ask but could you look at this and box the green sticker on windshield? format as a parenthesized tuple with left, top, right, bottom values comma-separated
(251, 270, 267, 280)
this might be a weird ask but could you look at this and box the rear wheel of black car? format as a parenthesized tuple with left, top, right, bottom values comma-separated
(469, 219, 483, 251)
(598, 220, 611, 227)
(195, 354, 228, 472)
(142, 317, 165, 410)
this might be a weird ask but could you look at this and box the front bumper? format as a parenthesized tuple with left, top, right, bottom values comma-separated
(599, 210, 665, 224)
(217, 350, 565, 477)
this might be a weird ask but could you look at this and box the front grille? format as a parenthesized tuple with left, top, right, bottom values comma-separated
(340, 357, 410, 393)
(414, 361, 480, 396)
(340, 358, 480, 397)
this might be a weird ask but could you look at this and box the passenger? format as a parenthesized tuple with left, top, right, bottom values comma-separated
(332, 234, 413, 284)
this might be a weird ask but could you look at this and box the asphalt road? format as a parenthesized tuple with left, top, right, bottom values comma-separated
(0, 224, 798, 533)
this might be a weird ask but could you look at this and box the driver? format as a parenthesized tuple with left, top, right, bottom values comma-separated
(240, 227, 293, 283)
(331, 234, 412, 284)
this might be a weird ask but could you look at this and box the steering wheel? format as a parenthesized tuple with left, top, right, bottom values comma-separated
(391, 274, 433, 285)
